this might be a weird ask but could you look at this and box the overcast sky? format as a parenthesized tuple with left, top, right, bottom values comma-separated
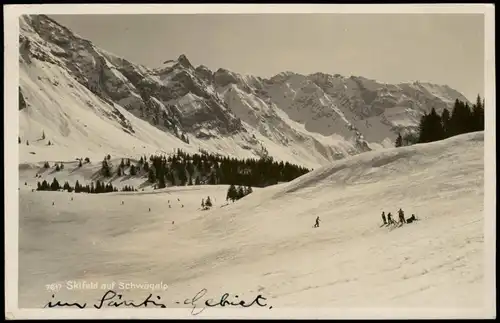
(49, 14, 484, 101)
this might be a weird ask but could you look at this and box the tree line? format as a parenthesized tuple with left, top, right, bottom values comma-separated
(36, 178, 136, 194)
(35, 148, 309, 196)
(99, 149, 311, 189)
(395, 95, 485, 147)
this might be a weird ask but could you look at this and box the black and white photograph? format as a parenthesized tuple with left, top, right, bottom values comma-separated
(4, 4, 496, 319)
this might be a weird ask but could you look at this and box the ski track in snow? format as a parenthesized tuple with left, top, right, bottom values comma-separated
(18, 132, 486, 314)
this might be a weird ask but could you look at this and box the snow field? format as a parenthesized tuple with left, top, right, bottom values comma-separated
(18, 132, 486, 315)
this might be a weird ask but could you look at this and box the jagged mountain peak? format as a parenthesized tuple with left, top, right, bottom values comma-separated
(214, 68, 243, 87)
(177, 54, 192, 69)
(267, 71, 303, 83)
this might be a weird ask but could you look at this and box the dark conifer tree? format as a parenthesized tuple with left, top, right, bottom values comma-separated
(461, 100, 473, 133)
(472, 94, 485, 132)
(237, 186, 245, 200)
(449, 99, 472, 136)
(227, 184, 237, 202)
(441, 108, 451, 138)
(158, 174, 166, 189)
(101, 159, 111, 177)
(395, 133, 403, 147)
(428, 108, 445, 141)
(209, 172, 217, 185)
(50, 178, 60, 191)
(148, 169, 156, 183)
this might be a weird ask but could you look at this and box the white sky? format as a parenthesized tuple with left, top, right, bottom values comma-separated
(49, 13, 485, 101)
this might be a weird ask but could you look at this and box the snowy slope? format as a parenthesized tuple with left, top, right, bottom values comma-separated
(18, 132, 487, 316)
(19, 14, 471, 169)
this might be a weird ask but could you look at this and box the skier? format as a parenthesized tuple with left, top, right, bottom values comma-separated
(314, 216, 321, 228)
(381, 211, 387, 225)
(398, 208, 406, 224)
(387, 212, 395, 225)
(406, 214, 418, 224)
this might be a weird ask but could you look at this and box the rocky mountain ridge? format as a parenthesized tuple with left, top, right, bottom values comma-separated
(18, 14, 471, 167)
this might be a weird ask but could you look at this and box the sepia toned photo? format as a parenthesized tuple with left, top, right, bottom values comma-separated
(5, 4, 496, 319)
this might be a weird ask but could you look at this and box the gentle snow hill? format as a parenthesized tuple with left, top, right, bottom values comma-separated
(19, 132, 486, 316)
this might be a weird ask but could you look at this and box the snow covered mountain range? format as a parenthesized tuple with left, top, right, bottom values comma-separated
(19, 14, 471, 168)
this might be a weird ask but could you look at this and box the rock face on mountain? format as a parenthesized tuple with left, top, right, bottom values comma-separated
(18, 14, 471, 167)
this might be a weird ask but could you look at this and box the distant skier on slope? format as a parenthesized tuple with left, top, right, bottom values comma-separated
(406, 214, 419, 224)
(381, 211, 387, 225)
(314, 216, 321, 228)
(387, 212, 395, 225)
(398, 208, 406, 224)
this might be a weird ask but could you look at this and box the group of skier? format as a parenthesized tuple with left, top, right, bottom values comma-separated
(312, 208, 418, 229)
(381, 208, 418, 226)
